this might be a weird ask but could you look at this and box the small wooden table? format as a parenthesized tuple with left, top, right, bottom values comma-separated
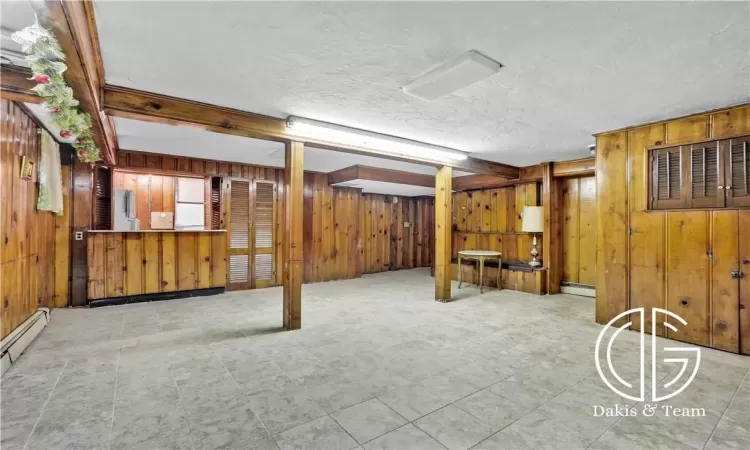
(458, 250, 502, 294)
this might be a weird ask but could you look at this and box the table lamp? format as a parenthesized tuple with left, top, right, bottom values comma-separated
(521, 206, 543, 267)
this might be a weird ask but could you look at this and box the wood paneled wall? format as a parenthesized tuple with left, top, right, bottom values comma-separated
(360, 194, 434, 274)
(1, 100, 70, 338)
(596, 103, 750, 352)
(303, 173, 362, 283)
(451, 182, 541, 263)
(87, 231, 226, 299)
(562, 176, 597, 285)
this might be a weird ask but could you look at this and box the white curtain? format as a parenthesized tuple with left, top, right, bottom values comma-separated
(36, 130, 64, 215)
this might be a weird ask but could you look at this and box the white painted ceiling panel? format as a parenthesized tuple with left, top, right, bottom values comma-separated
(93, 1, 749, 165)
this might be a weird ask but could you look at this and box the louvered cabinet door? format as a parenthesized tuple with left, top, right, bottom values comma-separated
(252, 181, 276, 288)
(725, 137, 750, 207)
(688, 141, 725, 208)
(651, 147, 684, 209)
(228, 179, 251, 290)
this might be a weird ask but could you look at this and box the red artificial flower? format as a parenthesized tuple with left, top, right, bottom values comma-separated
(34, 74, 50, 84)
(60, 130, 72, 138)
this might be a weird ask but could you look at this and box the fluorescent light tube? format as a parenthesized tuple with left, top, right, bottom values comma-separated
(286, 116, 469, 163)
(403, 50, 502, 101)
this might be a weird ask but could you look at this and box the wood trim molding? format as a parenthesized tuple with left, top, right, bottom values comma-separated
(103, 85, 519, 177)
(0, 65, 43, 104)
(32, 0, 117, 165)
(327, 165, 434, 188)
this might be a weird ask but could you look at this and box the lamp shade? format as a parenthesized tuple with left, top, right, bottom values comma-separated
(521, 206, 544, 233)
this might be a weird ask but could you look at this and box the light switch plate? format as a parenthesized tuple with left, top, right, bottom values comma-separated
(403, 222, 411, 228)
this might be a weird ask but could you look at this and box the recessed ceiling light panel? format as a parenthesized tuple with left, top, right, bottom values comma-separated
(402, 50, 502, 101)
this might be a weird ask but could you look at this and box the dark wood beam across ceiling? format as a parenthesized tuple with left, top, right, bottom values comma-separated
(102, 85, 520, 177)
(0, 65, 43, 104)
(31, 0, 117, 165)
(327, 165, 434, 188)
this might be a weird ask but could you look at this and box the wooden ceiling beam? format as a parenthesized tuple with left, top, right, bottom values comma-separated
(0, 65, 43, 104)
(32, 0, 117, 165)
(103, 84, 520, 177)
(327, 165, 435, 188)
(551, 157, 595, 177)
(452, 173, 511, 191)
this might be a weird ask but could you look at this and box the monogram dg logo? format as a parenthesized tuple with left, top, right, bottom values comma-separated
(595, 307, 701, 402)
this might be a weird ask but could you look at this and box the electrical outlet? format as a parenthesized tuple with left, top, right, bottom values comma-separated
(75, 231, 84, 241)
(403, 221, 410, 228)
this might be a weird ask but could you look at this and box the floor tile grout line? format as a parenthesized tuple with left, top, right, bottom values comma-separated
(21, 360, 68, 450)
(701, 367, 750, 450)
(213, 346, 276, 446)
(106, 317, 124, 450)
(166, 308, 199, 450)
(468, 372, 590, 449)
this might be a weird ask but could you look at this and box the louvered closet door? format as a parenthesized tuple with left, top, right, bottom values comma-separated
(651, 147, 683, 209)
(688, 141, 725, 208)
(725, 137, 750, 207)
(228, 179, 251, 290)
(253, 181, 276, 288)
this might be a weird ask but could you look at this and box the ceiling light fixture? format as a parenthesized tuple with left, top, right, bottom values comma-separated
(402, 50, 502, 101)
(286, 116, 469, 163)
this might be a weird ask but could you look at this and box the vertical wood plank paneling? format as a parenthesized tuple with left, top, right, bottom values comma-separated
(177, 232, 197, 290)
(629, 212, 665, 335)
(53, 164, 71, 307)
(198, 232, 212, 288)
(143, 232, 160, 293)
(124, 232, 143, 296)
(161, 232, 176, 292)
(629, 124, 666, 213)
(578, 176, 597, 285)
(562, 178, 580, 283)
(596, 131, 629, 324)
(1, 100, 61, 336)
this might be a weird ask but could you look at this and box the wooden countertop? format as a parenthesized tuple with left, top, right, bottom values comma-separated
(88, 230, 227, 233)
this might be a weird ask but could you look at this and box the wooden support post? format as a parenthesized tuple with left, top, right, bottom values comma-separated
(435, 166, 452, 302)
(543, 162, 563, 294)
(283, 141, 304, 329)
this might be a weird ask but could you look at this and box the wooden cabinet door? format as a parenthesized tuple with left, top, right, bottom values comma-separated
(724, 137, 750, 207)
(228, 179, 251, 290)
(666, 211, 710, 346)
(252, 181, 276, 288)
(710, 210, 740, 352)
(687, 142, 725, 208)
(739, 210, 750, 355)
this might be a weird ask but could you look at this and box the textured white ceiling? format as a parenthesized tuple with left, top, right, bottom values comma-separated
(94, 1, 749, 166)
(115, 118, 467, 196)
(0, 1, 34, 66)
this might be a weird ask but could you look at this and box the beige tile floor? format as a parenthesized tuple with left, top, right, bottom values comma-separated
(1, 269, 748, 449)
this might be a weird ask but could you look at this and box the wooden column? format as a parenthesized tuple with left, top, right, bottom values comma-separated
(283, 141, 304, 329)
(71, 158, 93, 306)
(542, 162, 563, 294)
(435, 166, 452, 302)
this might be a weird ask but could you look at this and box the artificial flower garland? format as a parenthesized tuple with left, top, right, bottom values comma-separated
(12, 20, 101, 163)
